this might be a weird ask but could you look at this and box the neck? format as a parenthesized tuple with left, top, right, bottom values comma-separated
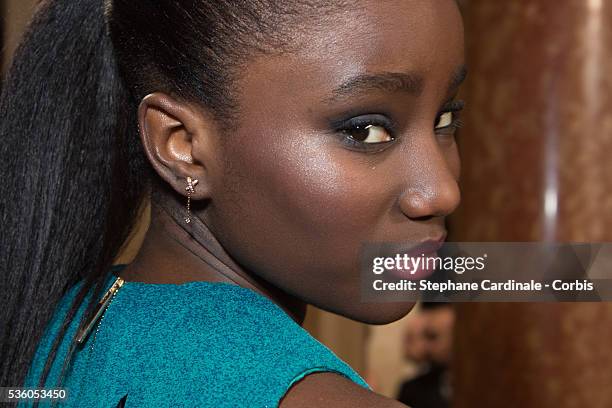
(120, 194, 307, 325)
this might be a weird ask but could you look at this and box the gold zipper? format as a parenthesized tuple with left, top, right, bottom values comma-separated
(75, 276, 124, 345)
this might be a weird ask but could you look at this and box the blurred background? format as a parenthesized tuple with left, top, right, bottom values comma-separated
(3, 1, 612, 407)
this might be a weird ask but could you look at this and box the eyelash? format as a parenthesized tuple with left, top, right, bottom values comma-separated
(334, 100, 465, 150)
(435, 100, 465, 134)
(436, 111, 464, 134)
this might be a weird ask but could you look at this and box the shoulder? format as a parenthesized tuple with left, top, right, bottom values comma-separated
(117, 282, 372, 406)
(280, 371, 409, 408)
(22, 278, 89, 387)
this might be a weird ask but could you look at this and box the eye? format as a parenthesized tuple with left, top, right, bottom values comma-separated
(435, 99, 465, 132)
(435, 111, 454, 130)
(345, 124, 394, 144)
(334, 114, 396, 148)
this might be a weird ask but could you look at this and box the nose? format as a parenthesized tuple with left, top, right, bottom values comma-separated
(398, 140, 461, 220)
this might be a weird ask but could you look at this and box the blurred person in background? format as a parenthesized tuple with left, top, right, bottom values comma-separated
(397, 302, 455, 408)
(402, 308, 429, 368)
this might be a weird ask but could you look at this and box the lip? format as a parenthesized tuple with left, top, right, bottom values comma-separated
(396, 232, 447, 257)
(404, 239, 444, 257)
(381, 232, 447, 280)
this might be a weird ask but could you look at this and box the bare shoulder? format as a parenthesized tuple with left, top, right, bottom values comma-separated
(279, 372, 409, 408)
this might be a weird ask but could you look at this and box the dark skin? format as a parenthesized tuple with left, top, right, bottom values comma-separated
(120, 0, 464, 405)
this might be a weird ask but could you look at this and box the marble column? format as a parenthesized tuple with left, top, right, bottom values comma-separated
(451, 1, 612, 407)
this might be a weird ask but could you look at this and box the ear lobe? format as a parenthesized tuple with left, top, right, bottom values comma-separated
(138, 92, 212, 200)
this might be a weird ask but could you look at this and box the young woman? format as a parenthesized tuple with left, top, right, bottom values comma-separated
(0, 0, 465, 406)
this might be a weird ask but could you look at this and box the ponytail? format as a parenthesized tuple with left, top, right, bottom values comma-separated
(0, 0, 357, 398)
(0, 0, 149, 392)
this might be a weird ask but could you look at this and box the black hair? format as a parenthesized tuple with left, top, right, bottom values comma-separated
(0, 0, 354, 399)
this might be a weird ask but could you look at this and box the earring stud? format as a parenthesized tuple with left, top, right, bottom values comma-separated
(185, 176, 199, 224)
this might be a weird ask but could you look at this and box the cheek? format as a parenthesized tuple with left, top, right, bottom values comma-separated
(208, 128, 415, 323)
(218, 132, 391, 246)
(208, 129, 402, 314)
(447, 140, 461, 179)
(436, 134, 461, 180)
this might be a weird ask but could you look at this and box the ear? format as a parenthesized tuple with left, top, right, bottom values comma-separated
(138, 92, 215, 200)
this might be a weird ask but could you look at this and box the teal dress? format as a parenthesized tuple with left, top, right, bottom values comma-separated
(21, 264, 370, 407)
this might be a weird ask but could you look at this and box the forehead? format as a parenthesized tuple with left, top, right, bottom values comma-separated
(297, 0, 463, 70)
(235, 0, 464, 109)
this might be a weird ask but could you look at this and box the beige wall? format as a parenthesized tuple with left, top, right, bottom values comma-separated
(2, 0, 37, 75)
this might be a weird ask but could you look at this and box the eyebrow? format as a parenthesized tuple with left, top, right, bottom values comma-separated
(323, 64, 468, 104)
(324, 71, 425, 104)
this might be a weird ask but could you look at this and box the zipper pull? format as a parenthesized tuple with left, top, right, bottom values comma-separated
(76, 276, 124, 344)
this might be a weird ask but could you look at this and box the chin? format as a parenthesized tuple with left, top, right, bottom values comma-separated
(327, 301, 417, 325)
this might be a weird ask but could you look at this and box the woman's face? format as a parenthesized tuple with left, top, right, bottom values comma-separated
(201, 0, 465, 323)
